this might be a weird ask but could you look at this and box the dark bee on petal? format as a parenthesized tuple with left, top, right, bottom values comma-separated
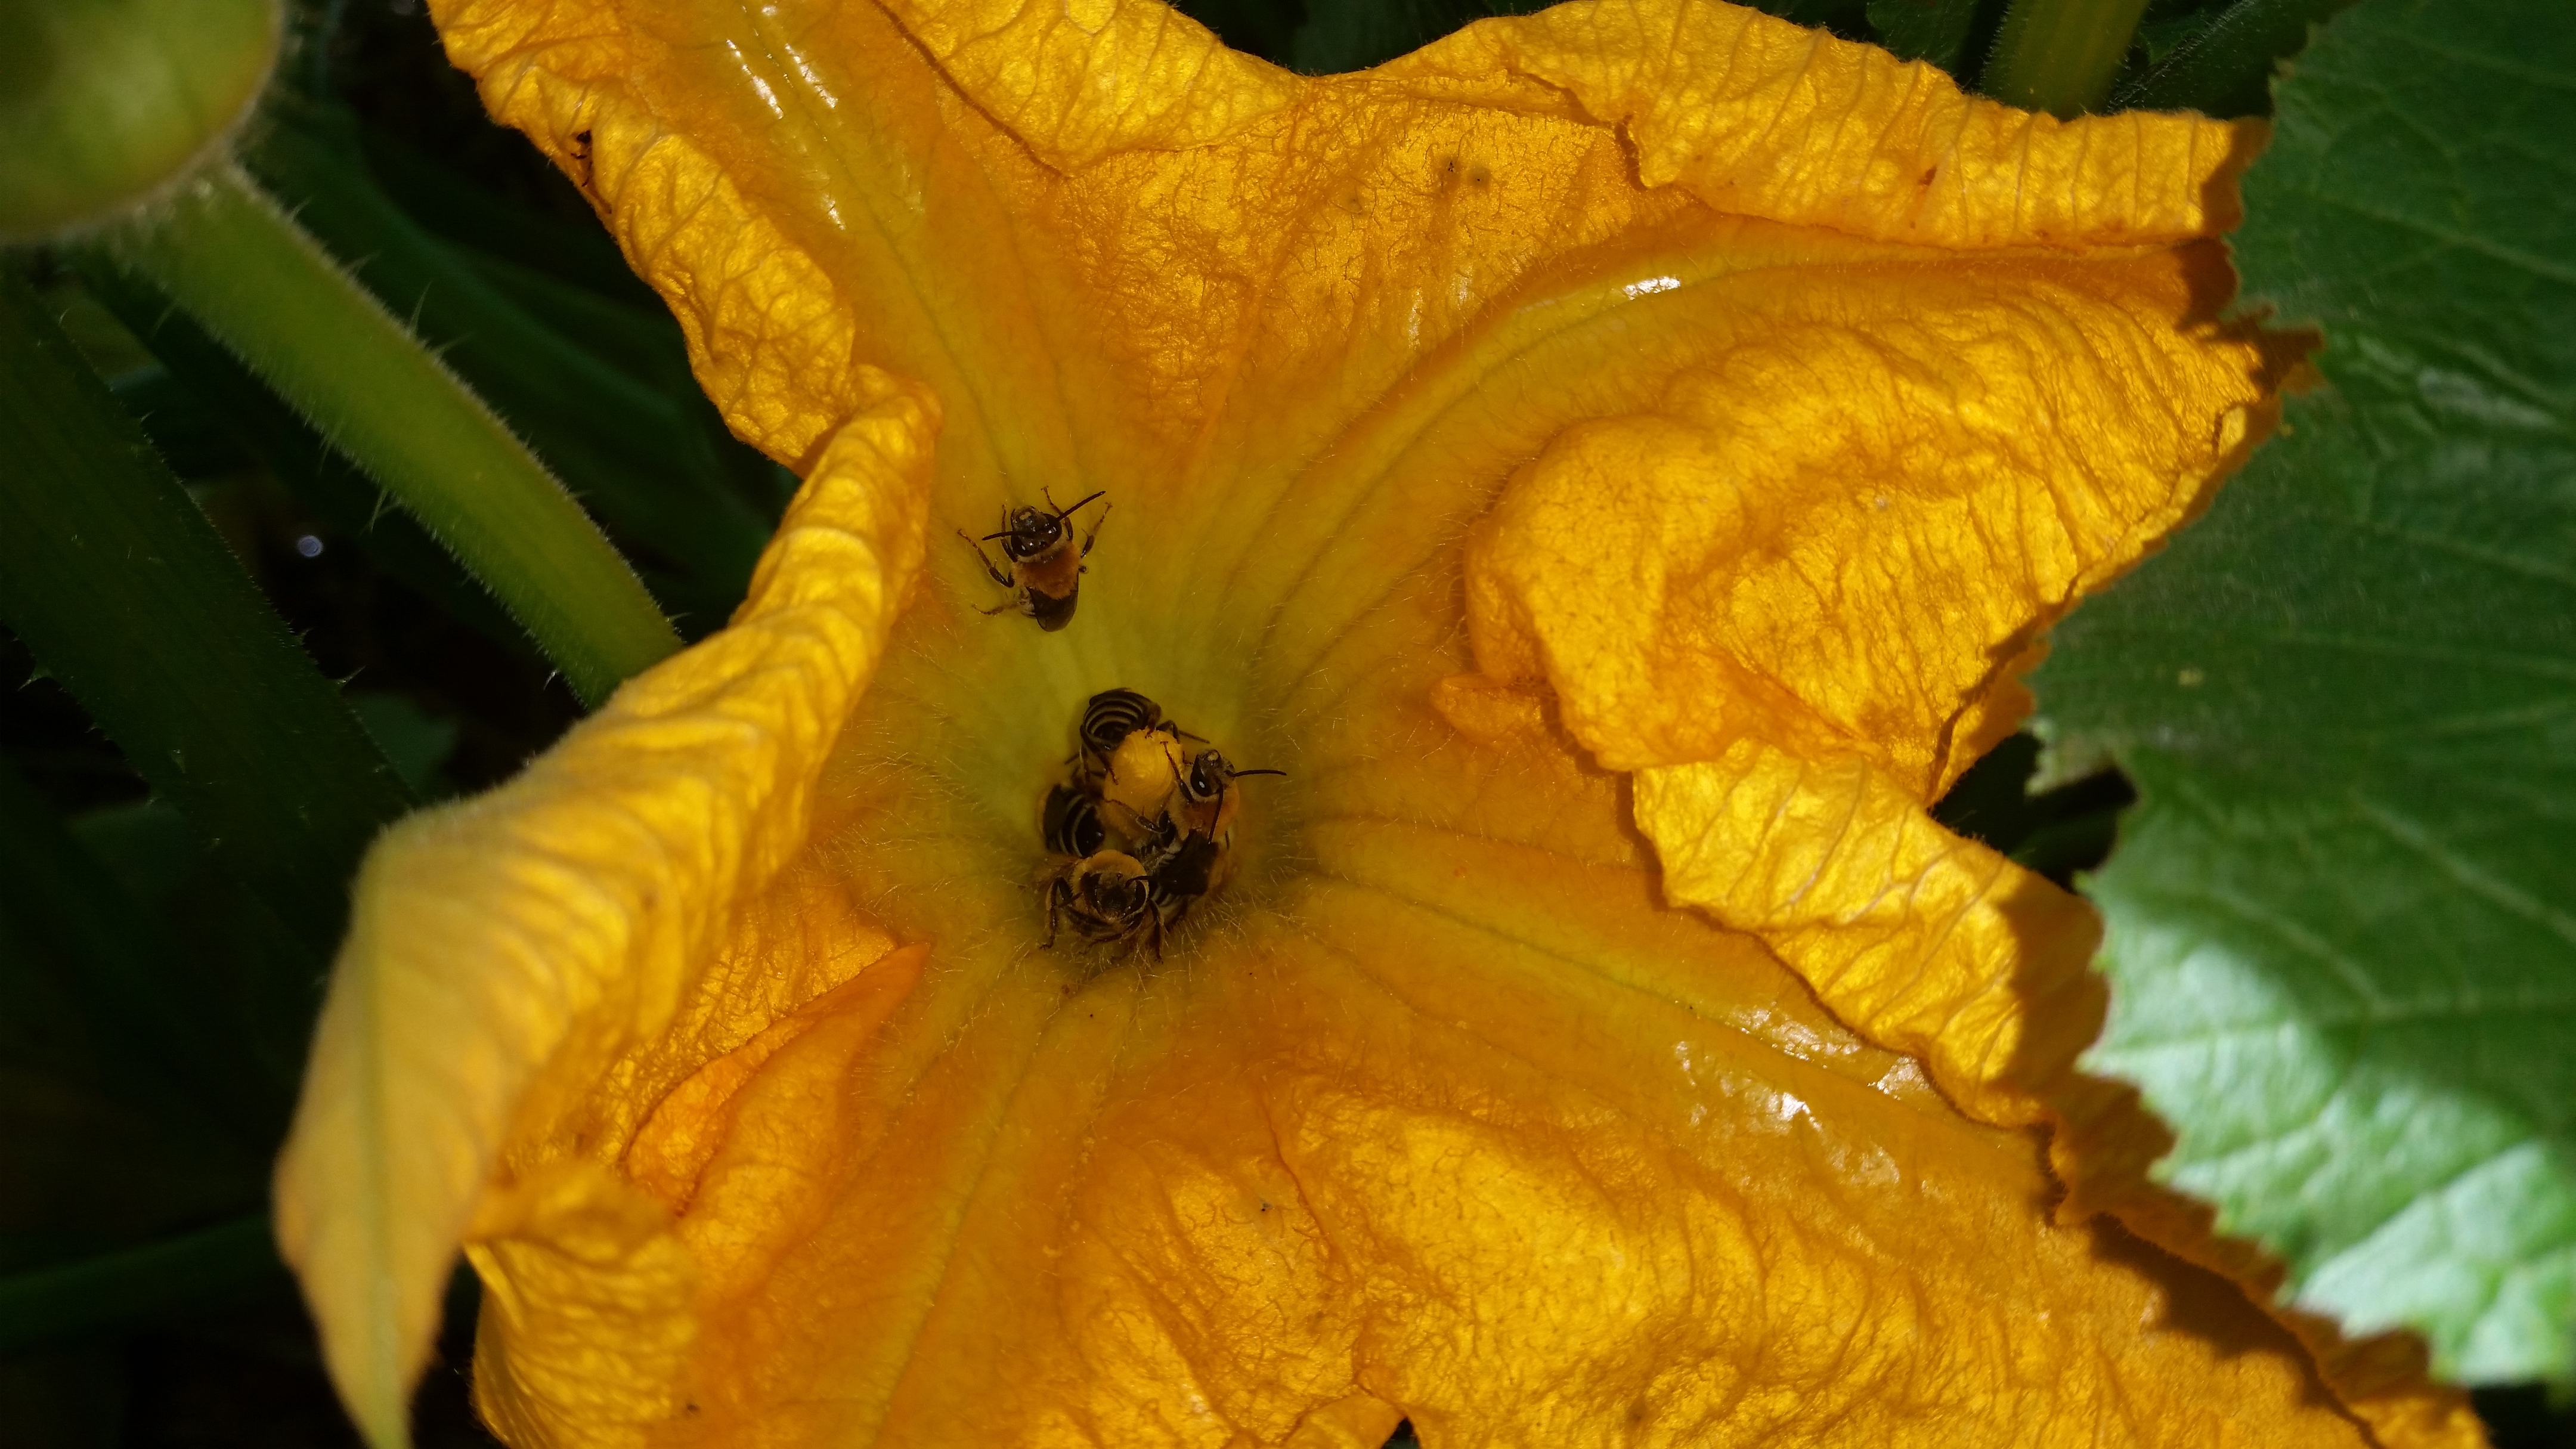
(959, 488, 1109, 631)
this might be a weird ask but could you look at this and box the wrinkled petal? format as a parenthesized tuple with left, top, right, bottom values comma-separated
(1624, 747, 2485, 1449)
(465, 634, 2385, 1447)
(1388, 5, 2254, 248)
(1450, 241, 2270, 795)
(275, 0, 2484, 1445)
(1438, 135, 2471, 1442)
(273, 373, 940, 1445)
(1633, 741, 2102, 1125)
(1441, 232, 2252, 1120)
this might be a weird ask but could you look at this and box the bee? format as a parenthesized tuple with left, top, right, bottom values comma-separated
(1075, 688, 1185, 778)
(1044, 849, 1163, 956)
(1035, 689, 1283, 959)
(959, 488, 1109, 631)
(1145, 827, 1224, 928)
(1170, 748, 1284, 842)
(1041, 782, 1107, 859)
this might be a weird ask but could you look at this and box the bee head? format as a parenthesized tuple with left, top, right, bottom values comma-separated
(1082, 859, 1151, 918)
(1180, 748, 1230, 804)
(993, 506, 1065, 562)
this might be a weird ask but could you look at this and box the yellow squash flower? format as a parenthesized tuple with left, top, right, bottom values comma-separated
(274, 2, 2482, 1446)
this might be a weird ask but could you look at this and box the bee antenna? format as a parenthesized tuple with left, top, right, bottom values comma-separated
(1233, 768, 1287, 778)
(979, 527, 1018, 541)
(1056, 490, 1109, 519)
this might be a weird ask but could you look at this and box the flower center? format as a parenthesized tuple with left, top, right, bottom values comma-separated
(1032, 686, 1289, 956)
(813, 520, 1315, 975)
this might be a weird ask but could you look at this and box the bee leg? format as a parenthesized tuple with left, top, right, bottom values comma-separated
(956, 528, 1014, 589)
(1079, 500, 1111, 558)
(980, 598, 1019, 617)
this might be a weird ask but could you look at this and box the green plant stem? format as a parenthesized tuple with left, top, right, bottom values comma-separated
(77, 259, 541, 662)
(1984, 0, 2154, 116)
(0, 1213, 282, 1355)
(104, 162, 681, 704)
(249, 111, 774, 621)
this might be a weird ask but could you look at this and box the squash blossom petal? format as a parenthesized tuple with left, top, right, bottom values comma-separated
(273, 2, 2485, 1447)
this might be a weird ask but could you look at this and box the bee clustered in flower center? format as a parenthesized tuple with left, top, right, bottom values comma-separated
(1038, 689, 1280, 958)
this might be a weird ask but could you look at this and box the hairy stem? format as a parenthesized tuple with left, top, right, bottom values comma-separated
(103, 162, 680, 703)
(1984, 0, 2153, 117)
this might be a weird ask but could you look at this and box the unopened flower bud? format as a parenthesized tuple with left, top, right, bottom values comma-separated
(0, 0, 279, 239)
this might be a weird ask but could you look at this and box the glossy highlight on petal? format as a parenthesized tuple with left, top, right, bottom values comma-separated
(274, 0, 2485, 1445)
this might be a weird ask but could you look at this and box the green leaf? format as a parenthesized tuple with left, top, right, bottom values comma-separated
(2032, 0, 2576, 1385)
(2108, 0, 2356, 117)
(0, 267, 413, 964)
(1, 757, 271, 1290)
(347, 692, 458, 800)
(1866, 0, 1985, 72)
(0, 750, 281, 1148)
(47, 795, 329, 1087)
(1288, 0, 1527, 73)
(67, 798, 196, 913)
(1174, 0, 1306, 64)
(107, 364, 252, 478)
(0, 1213, 282, 1356)
(352, 123, 652, 308)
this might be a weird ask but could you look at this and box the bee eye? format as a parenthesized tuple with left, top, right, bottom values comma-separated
(1187, 750, 1227, 800)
